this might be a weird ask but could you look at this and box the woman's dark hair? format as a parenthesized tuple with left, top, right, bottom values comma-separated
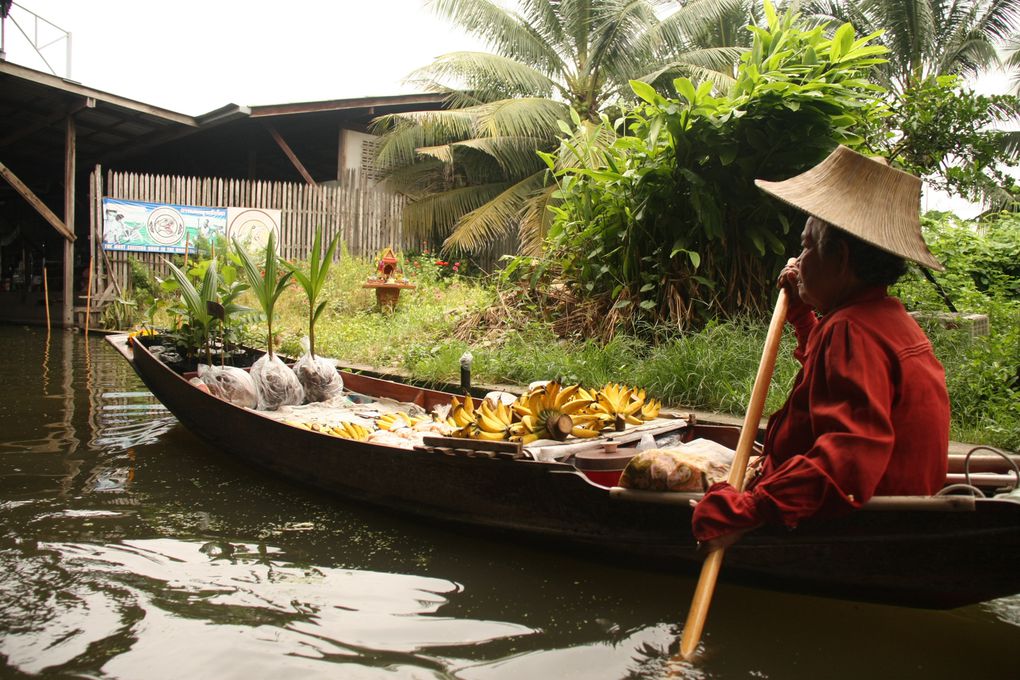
(818, 222, 908, 285)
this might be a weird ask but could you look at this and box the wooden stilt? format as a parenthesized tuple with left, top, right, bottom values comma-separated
(84, 258, 94, 336)
(43, 266, 52, 332)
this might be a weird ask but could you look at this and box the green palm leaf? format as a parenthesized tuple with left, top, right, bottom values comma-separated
(281, 226, 341, 358)
(379, 0, 747, 256)
(234, 231, 292, 358)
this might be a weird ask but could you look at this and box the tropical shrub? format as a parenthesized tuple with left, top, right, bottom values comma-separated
(529, 3, 889, 331)
(893, 212, 1020, 449)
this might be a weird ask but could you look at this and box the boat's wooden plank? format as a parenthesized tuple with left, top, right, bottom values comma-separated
(422, 436, 522, 457)
(526, 418, 690, 460)
(607, 487, 978, 512)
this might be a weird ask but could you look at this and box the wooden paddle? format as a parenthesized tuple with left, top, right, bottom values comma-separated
(678, 286, 790, 659)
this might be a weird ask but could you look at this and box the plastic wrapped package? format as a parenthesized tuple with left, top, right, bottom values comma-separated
(197, 364, 258, 409)
(250, 353, 305, 411)
(293, 348, 344, 403)
(619, 439, 734, 492)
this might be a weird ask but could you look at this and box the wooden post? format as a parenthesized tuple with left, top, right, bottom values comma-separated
(84, 262, 93, 336)
(43, 265, 51, 332)
(337, 126, 347, 183)
(64, 113, 76, 328)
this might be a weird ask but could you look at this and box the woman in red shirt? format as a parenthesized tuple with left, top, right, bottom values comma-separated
(691, 146, 951, 550)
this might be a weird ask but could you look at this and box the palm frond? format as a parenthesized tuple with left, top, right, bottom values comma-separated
(444, 171, 548, 251)
(373, 110, 478, 170)
(406, 51, 559, 99)
(403, 182, 511, 241)
(473, 97, 572, 139)
(453, 135, 552, 175)
(641, 0, 746, 54)
(518, 181, 560, 255)
(427, 0, 567, 74)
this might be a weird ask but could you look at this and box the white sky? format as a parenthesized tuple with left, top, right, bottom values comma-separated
(3, 1, 484, 114)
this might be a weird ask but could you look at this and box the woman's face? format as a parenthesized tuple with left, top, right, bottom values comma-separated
(796, 217, 844, 313)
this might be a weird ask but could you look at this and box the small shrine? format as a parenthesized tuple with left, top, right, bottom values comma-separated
(363, 246, 416, 309)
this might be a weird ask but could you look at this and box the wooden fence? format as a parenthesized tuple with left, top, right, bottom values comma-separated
(88, 167, 407, 303)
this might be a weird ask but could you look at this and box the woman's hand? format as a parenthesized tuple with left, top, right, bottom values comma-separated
(777, 257, 809, 317)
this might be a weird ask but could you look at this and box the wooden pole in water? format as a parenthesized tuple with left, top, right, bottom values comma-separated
(84, 257, 94, 336)
(43, 265, 52, 333)
(678, 288, 789, 660)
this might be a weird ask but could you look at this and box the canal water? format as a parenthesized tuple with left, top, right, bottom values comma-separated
(1, 324, 1017, 679)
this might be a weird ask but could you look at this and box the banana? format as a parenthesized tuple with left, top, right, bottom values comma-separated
(376, 411, 413, 431)
(447, 395, 477, 428)
(570, 424, 602, 438)
(590, 383, 645, 431)
(640, 398, 662, 421)
(476, 399, 512, 438)
(333, 421, 371, 441)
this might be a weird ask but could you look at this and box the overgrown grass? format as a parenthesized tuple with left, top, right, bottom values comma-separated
(247, 245, 1016, 451)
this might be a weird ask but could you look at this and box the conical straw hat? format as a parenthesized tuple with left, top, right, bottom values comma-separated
(754, 145, 943, 270)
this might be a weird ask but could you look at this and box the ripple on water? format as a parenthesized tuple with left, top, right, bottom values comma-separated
(1, 538, 542, 678)
(982, 593, 1020, 628)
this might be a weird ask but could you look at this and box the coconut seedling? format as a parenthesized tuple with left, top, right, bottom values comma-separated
(233, 231, 292, 358)
(281, 226, 340, 358)
(165, 257, 219, 365)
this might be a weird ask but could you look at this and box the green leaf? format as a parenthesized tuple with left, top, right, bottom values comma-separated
(630, 80, 659, 105)
(675, 78, 697, 105)
(831, 23, 854, 62)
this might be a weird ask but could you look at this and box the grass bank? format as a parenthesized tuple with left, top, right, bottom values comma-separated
(252, 252, 1017, 452)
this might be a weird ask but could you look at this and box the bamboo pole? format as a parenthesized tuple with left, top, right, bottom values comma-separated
(43, 265, 51, 332)
(84, 258, 93, 336)
(678, 288, 789, 660)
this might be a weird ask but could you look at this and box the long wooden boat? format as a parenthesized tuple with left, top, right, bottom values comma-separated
(107, 333, 1020, 609)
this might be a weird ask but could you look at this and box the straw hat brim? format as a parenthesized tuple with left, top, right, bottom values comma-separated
(754, 146, 943, 271)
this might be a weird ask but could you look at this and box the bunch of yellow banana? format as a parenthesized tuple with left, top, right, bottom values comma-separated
(445, 395, 477, 429)
(331, 421, 373, 441)
(590, 383, 645, 431)
(376, 411, 416, 431)
(472, 398, 515, 441)
(508, 381, 601, 443)
(628, 387, 662, 421)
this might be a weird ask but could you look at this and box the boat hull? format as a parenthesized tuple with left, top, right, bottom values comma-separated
(108, 334, 1020, 608)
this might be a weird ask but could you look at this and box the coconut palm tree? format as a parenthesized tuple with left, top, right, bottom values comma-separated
(374, 0, 745, 257)
(803, 0, 1019, 92)
(802, 0, 1020, 207)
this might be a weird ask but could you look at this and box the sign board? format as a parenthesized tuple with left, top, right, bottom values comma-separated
(226, 207, 281, 253)
(102, 198, 226, 254)
(102, 199, 282, 255)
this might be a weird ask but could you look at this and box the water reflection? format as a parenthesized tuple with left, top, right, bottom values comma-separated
(0, 326, 1018, 679)
(1, 539, 535, 678)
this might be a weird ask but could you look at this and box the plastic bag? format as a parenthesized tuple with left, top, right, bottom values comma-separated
(197, 364, 258, 409)
(619, 442, 733, 493)
(292, 339, 344, 403)
(250, 353, 305, 411)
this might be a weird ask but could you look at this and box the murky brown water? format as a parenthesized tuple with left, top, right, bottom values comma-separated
(1, 324, 1018, 678)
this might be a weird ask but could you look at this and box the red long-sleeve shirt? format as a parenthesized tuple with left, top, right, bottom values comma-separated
(691, 286, 950, 543)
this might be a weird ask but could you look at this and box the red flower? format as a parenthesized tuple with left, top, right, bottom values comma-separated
(436, 260, 448, 266)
